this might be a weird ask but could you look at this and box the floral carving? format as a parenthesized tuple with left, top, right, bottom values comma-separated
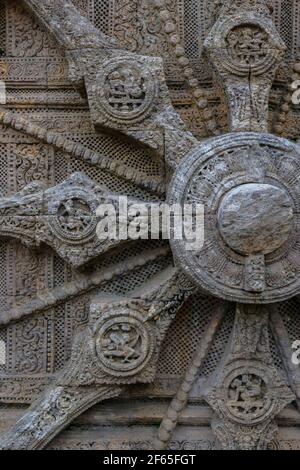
(12, 144, 54, 192)
(12, 318, 48, 374)
(113, 0, 180, 56)
(7, 1, 60, 57)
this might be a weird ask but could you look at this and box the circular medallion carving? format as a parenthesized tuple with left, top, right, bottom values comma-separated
(226, 24, 269, 67)
(222, 364, 275, 425)
(93, 309, 154, 377)
(211, 17, 284, 77)
(96, 58, 156, 123)
(227, 373, 269, 423)
(168, 132, 300, 303)
(48, 190, 98, 244)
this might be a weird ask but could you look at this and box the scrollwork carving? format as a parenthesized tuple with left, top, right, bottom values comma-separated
(7, 1, 60, 58)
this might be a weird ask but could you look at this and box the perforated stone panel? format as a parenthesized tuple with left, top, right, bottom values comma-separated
(157, 294, 226, 378)
(279, 297, 300, 343)
(72, 0, 93, 21)
(93, 0, 112, 35)
(0, 333, 6, 372)
(183, 0, 200, 61)
(0, 145, 9, 196)
(0, 0, 6, 57)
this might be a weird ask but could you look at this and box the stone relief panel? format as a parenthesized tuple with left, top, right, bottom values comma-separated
(0, 0, 299, 452)
(112, 0, 183, 57)
(8, 314, 54, 375)
(0, 0, 6, 57)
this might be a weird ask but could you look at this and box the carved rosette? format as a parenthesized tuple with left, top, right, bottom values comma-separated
(168, 133, 300, 303)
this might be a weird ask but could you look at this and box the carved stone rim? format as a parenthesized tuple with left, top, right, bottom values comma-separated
(167, 132, 300, 304)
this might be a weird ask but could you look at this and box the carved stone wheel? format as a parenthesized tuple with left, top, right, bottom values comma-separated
(169, 133, 300, 303)
(0, 0, 300, 453)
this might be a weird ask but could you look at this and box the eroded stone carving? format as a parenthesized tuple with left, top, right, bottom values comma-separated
(0, 172, 163, 266)
(96, 58, 155, 123)
(59, 269, 196, 386)
(168, 133, 300, 303)
(0, 0, 300, 452)
(202, 305, 294, 450)
(0, 110, 166, 193)
(0, 269, 195, 449)
(204, 0, 286, 132)
(20, 0, 198, 168)
(0, 385, 123, 450)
